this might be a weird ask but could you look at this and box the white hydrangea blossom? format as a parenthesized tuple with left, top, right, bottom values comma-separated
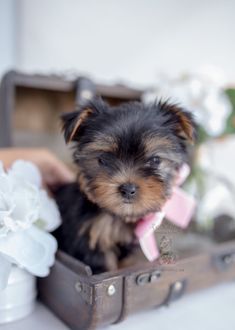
(143, 68, 232, 137)
(0, 160, 61, 291)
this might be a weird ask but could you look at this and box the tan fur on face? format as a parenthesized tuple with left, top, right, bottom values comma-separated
(84, 135, 117, 154)
(90, 169, 167, 220)
(76, 131, 174, 221)
(144, 136, 173, 157)
(143, 136, 183, 182)
(144, 135, 182, 164)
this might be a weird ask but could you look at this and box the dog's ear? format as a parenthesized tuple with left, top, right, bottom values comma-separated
(61, 108, 93, 143)
(158, 100, 197, 144)
(61, 98, 107, 143)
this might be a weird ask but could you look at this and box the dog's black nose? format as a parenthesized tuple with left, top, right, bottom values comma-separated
(119, 183, 137, 199)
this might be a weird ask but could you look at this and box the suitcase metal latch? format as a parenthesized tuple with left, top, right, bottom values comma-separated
(165, 279, 187, 306)
(213, 251, 235, 271)
(136, 270, 162, 285)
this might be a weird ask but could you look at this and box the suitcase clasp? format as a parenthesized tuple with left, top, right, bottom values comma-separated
(164, 279, 187, 306)
(213, 251, 235, 271)
(136, 270, 162, 285)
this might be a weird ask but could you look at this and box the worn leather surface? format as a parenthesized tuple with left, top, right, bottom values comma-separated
(39, 241, 235, 330)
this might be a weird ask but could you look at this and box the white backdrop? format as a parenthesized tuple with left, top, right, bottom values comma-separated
(0, 0, 16, 77)
(1, 0, 234, 86)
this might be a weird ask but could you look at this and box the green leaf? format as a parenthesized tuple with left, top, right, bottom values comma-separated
(225, 88, 235, 135)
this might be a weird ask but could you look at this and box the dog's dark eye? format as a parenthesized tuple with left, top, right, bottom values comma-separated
(98, 154, 110, 167)
(146, 156, 161, 167)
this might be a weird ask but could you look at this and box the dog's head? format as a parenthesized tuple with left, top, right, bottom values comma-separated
(61, 98, 196, 221)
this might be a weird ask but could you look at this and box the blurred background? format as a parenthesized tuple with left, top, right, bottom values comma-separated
(1, 0, 235, 240)
(1, 0, 235, 85)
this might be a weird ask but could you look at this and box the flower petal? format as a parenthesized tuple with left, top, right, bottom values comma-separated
(11, 183, 40, 227)
(0, 226, 57, 277)
(0, 253, 12, 291)
(0, 162, 4, 174)
(8, 160, 42, 188)
(0, 173, 12, 195)
(0, 226, 9, 238)
(143, 71, 232, 137)
(39, 190, 61, 232)
(0, 173, 15, 237)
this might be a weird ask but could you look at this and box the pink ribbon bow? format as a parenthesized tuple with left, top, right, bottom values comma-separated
(134, 163, 196, 261)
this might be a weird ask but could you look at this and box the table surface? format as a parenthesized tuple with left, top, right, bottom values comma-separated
(2, 282, 235, 330)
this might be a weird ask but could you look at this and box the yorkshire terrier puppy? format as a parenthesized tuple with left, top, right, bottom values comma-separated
(54, 98, 196, 273)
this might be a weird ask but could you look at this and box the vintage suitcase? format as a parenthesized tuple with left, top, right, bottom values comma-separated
(1, 71, 235, 330)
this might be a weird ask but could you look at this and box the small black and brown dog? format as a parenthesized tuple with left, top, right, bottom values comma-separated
(54, 98, 196, 273)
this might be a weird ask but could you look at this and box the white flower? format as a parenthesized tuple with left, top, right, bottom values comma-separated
(0, 160, 61, 291)
(39, 190, 61, 232)
(8, 160, 42, 188)
(0, 226, 57, 277)
(0, 174, 40, 236)
(143, 68, 232, 137)
(196, 173, 235, 230)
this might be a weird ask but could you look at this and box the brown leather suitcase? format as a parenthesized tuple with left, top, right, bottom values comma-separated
(38, 240, 235, 329)
(1, 71, 235, 330)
